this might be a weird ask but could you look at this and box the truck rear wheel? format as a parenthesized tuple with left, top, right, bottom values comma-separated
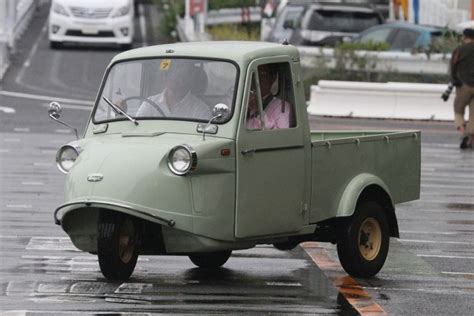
(189, 250, 232, 268)
(98, 212, 139, 280)
(337, 201, 389, 278)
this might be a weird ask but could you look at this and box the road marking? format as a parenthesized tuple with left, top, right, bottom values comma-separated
(400, 230, 459, 236)
(55, 129, 71, 134)
(301, 242, 388, 315)
(400, 239, 474, 245)
(418, 254, 474, 260)
(4, 138, 20, 142)
(138, 3, 148, 47)
(33, 162, 53, 167)
(0, 106, 15, 113)
(0, 149, 10, 153)
(265, 281, 302, 287)
(0, 90, 93, 106)
(6, 204, 32, 208)
(441, 271, 474, 276)
(26, 237, 79, 251)
(21, 181, 44, 186)
(13, 127, 30, 133)
(16, 23, 48, 85)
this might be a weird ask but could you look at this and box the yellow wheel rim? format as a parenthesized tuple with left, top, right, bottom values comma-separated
(118, 219, 135, 264)
(358, 217, 382, 261)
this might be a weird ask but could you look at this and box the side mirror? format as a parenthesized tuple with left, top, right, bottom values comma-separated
(212, 103, 230, 122)
(48, 101, 79, 139)
(201, 103, 230, 141)
(48, 101, 62, 119)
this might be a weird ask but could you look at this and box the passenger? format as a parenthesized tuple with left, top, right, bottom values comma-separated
(136, 61, 210, 120)
(450, 28, 474, 149)
(246, 64, 292, 129)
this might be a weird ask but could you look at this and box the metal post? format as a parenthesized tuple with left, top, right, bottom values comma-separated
(472, 0, 474, 19)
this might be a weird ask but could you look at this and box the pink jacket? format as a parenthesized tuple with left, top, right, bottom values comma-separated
(246, 97, 291, 129)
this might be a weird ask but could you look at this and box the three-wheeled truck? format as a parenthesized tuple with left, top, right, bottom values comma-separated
(50, 41, 420, 280)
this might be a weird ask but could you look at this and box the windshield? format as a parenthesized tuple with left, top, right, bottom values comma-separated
(308, 10, 381, 33)
(93, 58, 238, 123)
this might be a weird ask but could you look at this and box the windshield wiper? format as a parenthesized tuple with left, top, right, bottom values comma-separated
(102, 96, 138, 126)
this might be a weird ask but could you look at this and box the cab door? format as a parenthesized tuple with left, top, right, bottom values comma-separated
(235, 58, 307, 238)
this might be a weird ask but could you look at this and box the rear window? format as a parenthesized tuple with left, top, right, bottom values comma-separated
(308, 10, 381, 33)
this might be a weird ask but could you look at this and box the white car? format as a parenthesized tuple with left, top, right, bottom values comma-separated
(48, 0, 134, 49)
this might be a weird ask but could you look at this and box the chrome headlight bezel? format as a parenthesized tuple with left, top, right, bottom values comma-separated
(167, 144, 197, 176)
(56, 143, 81, 174)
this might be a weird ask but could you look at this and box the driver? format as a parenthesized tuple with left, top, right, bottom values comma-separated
(136, 61, 210, 120)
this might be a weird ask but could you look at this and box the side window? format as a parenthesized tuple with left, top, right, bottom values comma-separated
(390, 29, 420, 51)
(360, 28, 392, 44)
(245, 62, 296, 130)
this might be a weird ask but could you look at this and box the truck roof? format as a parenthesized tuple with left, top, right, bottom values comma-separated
(111, 41, 300, 64)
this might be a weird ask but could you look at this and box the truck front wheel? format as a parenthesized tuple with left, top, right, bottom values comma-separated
(337, 201, 389, 278)
(189, 251, 232, 268)
(98, 212, 140, 280)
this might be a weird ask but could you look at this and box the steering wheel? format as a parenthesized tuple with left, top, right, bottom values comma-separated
(121, 96, 167, 117)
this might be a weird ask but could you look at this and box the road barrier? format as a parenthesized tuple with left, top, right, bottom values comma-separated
(0, 0, 37, 80)
(307, 80, 456, 121)
(298, 46, 451, 75)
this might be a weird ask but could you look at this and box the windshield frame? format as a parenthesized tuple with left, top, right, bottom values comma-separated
(91, 56, 240, 126)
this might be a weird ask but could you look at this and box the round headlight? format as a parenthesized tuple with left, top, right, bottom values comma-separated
(167, 144, 197, 175)
(56, 145, 79, 174)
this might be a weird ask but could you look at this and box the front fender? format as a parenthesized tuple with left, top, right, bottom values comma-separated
(337, 173, 393, 218)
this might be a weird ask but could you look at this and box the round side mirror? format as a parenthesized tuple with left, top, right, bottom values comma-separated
(48, 101, 62, 119)
(212, 103, 230, 122)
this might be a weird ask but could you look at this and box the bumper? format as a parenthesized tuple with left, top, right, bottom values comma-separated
(48, 13, 134, 45)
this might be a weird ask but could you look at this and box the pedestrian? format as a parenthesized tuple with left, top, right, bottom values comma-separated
(450, 28, 474, 149)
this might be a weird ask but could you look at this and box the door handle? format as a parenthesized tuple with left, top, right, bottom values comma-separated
(241, 149, 255, 155)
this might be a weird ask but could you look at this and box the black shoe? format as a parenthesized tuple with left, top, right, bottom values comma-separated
(460, 136, 469, 149)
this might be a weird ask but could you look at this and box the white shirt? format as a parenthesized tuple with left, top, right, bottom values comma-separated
(136, 89, 211, 120)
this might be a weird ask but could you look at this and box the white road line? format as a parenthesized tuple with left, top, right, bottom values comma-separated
(21, 181, 44, 186)
(4, 138, 20, 142)
(16, 24, 48, 85)
(33, 162, 53, 167)
(418, 254, 474, 260)
(0, 90, 93, 106)
(0, 149, 10, 153)
(13, 127, 30, 133)
(138, 3, 148, 47)
(400, 239, 474, 245)
(399, 230, 461, 236)
(0, 106, 15, 113)
(5, 204, 32, 208)
(442, 271, 474, 276)
(55, 129, 71, 134)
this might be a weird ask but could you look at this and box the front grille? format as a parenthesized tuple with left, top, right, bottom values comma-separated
(65, 30, 115, 37)
(69, 6, 112, 19)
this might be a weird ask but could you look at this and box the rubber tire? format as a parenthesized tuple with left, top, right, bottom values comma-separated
(98, 212, 139, 280)
(189, 250, 232, 268)
(50, 41, 63, 49)
(336, 201, 390, 278)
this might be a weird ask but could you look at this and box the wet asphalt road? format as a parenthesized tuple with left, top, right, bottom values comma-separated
(1, 1, 473, 315)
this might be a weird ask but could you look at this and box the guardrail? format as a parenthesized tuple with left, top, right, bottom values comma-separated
(307, 80, 454, 121)
(298, 46, 451, 75)
(0, 0, 37, 80)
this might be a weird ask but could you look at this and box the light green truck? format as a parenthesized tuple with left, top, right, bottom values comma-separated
(50, 42, 420, 281)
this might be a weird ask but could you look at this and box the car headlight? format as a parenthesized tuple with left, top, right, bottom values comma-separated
(112, 5, 131, 18)
(56, 144, 81, 174)
(167, 144, 197, 176)
(52, 3, 70, 16)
